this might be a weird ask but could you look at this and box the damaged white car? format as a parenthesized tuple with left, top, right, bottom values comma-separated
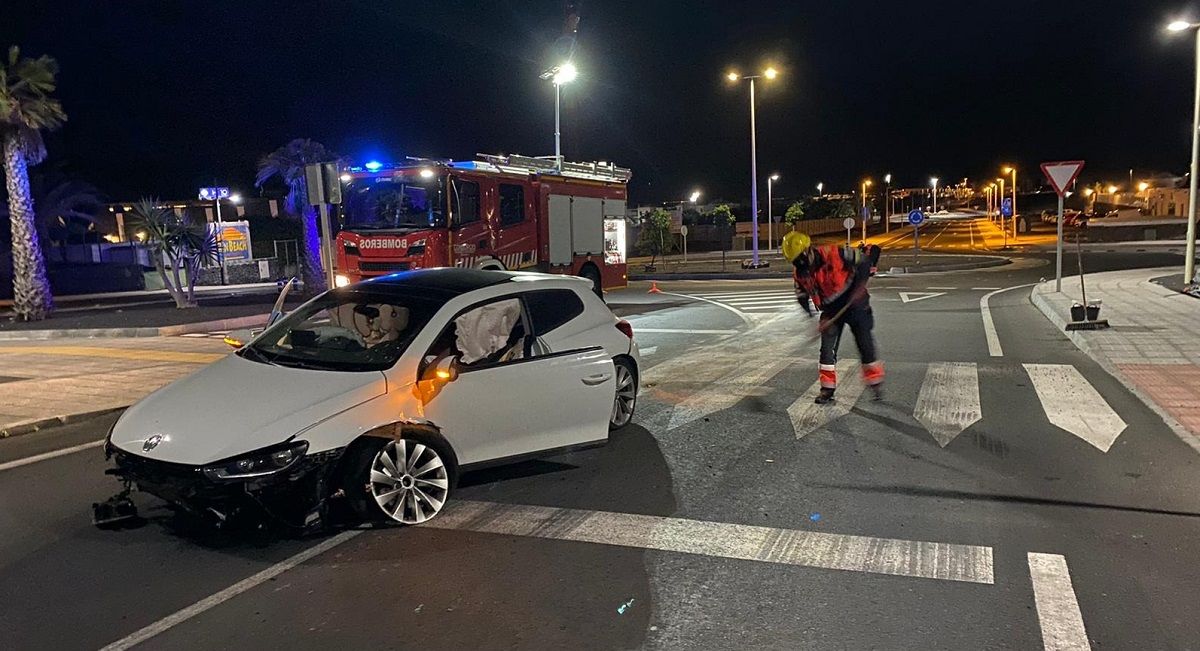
(97, 269, 639, 530)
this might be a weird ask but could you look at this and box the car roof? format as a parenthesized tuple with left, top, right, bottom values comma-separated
(358, 267, 587, 299)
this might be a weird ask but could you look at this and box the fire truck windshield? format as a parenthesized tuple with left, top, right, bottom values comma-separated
(342, 177, 446, 230)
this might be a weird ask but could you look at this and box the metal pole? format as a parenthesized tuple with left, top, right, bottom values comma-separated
(885, 181, 891, 233)
(1055, 193, 1065, 292)
(215, 198, 227, 285)
(1011, 169, 1018, 239)
(749, 78, 760, 267)
(318, 203, 336, 290)
(861, 183, 867, 244)
(932, 182, 938, 213)
(554, 82, 562, 170)
(846, 225, 851, 247)
(1186, 27, 1200, 284)
(767, 178, 773, 252)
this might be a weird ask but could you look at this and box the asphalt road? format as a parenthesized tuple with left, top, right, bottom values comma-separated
(1, 250, 1197, 650)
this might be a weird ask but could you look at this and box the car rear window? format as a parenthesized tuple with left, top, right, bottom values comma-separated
(524, 289, 585, 335)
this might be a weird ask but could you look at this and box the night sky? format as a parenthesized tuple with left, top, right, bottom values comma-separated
(7, 1, 1200, 204)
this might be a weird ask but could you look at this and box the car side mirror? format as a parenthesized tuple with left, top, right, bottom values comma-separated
(224, 328, 257, 349)
(432, 356, 459, 383)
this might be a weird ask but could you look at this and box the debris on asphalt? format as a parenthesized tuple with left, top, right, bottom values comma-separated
(765, 459, 774, 463)
(617, 598, 635, 614)
(414, 604, 423, 613)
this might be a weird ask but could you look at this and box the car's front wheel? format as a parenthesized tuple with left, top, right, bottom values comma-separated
(354, 436, 453, 525)
(610, 358, 637, 430)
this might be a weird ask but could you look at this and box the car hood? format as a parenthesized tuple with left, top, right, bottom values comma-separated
(110, 353, 387, 465)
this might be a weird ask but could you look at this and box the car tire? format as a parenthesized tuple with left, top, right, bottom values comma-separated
(342, 433, 455, 525)
(610, 357, 637, 430)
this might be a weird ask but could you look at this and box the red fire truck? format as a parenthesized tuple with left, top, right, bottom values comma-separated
(333, 153, 630, 294)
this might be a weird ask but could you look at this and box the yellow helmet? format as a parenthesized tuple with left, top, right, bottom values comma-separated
(781, 231, 811, 262)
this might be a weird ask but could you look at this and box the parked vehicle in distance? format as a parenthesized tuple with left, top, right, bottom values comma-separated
(98, 269, 640, 531)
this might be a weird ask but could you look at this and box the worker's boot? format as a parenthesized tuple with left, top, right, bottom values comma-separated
(814, 387, 836, 405)
(869, 383, 884, 402)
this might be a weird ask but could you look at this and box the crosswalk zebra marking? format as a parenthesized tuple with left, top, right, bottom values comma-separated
(666, 357, 794, 430)
(788, 363, 865, 439)
(1023, 363, 1127, 452)
(914, 362, 982, 447)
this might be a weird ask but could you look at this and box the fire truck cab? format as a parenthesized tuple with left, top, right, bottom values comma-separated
(334, 153, 630, 294)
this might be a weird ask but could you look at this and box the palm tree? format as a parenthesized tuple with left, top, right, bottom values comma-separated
(128, 198, 217, 308)
(0, 46, 65, 321)
(256, 139, 337, 295)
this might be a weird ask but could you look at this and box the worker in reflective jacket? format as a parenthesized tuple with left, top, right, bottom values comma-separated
(782, 232, 884, 404)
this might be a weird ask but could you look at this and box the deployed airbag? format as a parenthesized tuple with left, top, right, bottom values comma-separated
(455, 299, 521, 364)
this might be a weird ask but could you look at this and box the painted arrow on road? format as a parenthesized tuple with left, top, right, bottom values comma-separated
(1023, 363, 1127, 452)
(789, 363, 865, 439)
(913, 362, 982, 447)
(899, 292, 946, 304)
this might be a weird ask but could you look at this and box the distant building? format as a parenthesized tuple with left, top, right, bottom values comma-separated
(1146, 187, 1189, 217)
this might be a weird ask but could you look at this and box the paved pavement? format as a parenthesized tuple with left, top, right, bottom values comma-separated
(1032, 266, 1200, 451)
(1, 249, 1198, 649)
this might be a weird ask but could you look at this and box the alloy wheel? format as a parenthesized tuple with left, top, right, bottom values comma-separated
(369, 439, 450, 524)
(610, 362, 637, 429)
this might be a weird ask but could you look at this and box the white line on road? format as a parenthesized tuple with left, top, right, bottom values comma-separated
(913, 362, 982, 447)
(926, 286, 957, 290)
(980, 284, 1037, 357)
(662, 291, 753, 327)
(788, 364, 865, 439)
(899, 291, 947, 304)
(665, 357, 793, 429)
(972, 287, 1002, 291)
(1028, 553, 1091, 650)
(100, 529, 363, 651)
(426, 500, 995, 584)
(634, 328, 739, 335)
(640, 346, 658, 356)
(1023, 364, 1127, 452)
(0, 439, 104, 472)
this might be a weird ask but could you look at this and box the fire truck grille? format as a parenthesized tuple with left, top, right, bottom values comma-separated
(358, 261, 412, 273)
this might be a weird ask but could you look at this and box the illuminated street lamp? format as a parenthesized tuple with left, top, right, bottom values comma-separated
(884, 173, 892, 233)
(726, 65, 781, 268)
(930, 177, 939, 213)
(860, 179, 873, 243)
(1168, 19, 1200, 282)
(689, 190, 702, 204)
(541, 62, 578, 170)
(816, 182, 823, 197)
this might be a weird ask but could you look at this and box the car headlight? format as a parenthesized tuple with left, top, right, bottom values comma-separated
(343, 242, 360, 256)
(407, 239, 426, 257)
(202, 440, 309, 481)
(334, 274, 351, 288)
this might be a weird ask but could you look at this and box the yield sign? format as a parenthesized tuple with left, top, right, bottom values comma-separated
(899, 291, 946, 303)
(1040, 160, 1085, 197)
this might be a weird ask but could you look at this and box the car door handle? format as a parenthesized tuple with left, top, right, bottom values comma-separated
(582, 373, 611, 386)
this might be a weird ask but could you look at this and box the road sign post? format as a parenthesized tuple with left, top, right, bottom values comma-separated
(199, 186, 230, 285)
(1000, 197, 1013, 250)
(1040, 161, 1086, 292)
(304, 162, 343, 290)
(907, 209, 925, 262)
(680, 224, 689, 263)
(843, 217, 855, 246)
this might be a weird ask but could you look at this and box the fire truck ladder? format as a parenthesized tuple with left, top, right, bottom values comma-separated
(475, 153, 632, 183)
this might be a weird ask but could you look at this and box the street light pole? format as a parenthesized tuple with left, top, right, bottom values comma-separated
(1006, 166, 1018, 239)
(1172, 22, 1200, 283)
(884, 173, 892, 234)
(768, 174, 779, 252)
(543, 62, 577, 171)
(727, 67, 777, 268)
(861, 179, 872, 244)
(931, 177, 939, 214)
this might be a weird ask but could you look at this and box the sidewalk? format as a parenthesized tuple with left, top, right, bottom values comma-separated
(0, 337, 229, 436)
(1031, 267, 1200, 451)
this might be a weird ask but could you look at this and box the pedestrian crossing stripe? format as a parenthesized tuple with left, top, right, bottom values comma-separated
(650, 359, 1129, 452)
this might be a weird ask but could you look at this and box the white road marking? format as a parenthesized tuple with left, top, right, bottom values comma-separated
(99, 529, 363, 651)
(666, 357, 793, 429)
(426, 500, 995, 584)
(0, 439, 104, 472)
(899, 291, 946, 303)
(788, 363, 865, 439)
(640, 346, 658, 356)
(1023, 364, 1127, 452)
(1028, 553, 1091, 650)
(913, 362, 982, 447)
(662, 291, 753, 327)
(926, 286, 957, 290)
(980, 284, 1037, 357)
(972, 287, 1001, 291)
(634, 328, 739, 335)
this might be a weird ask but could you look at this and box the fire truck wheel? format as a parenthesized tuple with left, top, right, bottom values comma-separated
(580, 264, 603, 298)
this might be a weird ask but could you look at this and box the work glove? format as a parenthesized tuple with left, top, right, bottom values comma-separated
(795, 290, 814, 316)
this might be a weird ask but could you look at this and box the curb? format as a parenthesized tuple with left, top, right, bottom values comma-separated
(0, 406, 126, 439)
(1029, 284, 1200, 455)
(630, 256, 1011, 281)
(0, 314, 269, 341)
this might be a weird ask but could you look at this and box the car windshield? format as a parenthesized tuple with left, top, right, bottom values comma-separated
(341, 177, 446, 231)
(241, 288, 443, 372)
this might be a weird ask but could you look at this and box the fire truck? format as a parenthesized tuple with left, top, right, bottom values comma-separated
(333, 153, 630, 294)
